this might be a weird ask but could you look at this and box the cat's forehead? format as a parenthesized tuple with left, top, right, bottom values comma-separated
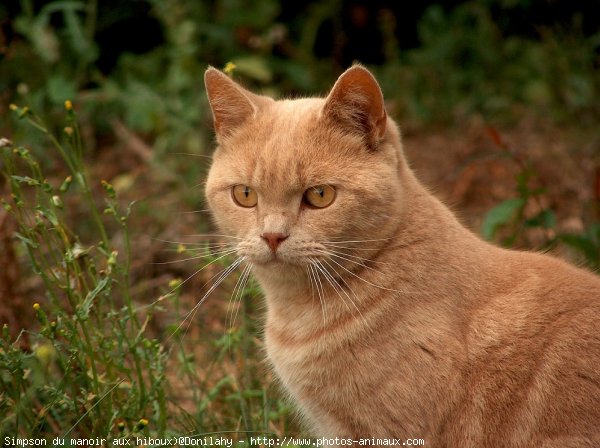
(230, 99, 348, 184)
(212, 96, 372, 202)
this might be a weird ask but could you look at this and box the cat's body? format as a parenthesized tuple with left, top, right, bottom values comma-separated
(204, 66, 600, 447)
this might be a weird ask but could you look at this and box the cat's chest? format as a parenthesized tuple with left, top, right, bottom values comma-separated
(264, 315, 360, 393)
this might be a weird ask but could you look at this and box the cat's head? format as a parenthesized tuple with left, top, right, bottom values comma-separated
(204, 66, 407, 283)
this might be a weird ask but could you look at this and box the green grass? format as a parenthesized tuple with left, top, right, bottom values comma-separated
(0, 104, 296, 442)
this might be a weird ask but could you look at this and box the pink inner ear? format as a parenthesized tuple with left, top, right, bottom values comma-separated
(323, 66, 387, 148)
(204, 68, 257, 138)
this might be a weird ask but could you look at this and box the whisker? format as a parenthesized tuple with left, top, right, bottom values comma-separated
(308, 261, 328, 326)
(139, 248, 239, 310)
(181, 233, 243, 240)
(171, 152, 213, 159)
(308, 262, 327, 326)
(314, 258, 370, 329)
(321, 257, 366, 323)
(325, 256, 410, 293)
(305, 264, 315, 301)
(169, 257, 245, 341)
(153, 236, 240, 246)
(326, 237, 397, 244)
(178, 209, 212, 215)
(317, 247, 390, 266)
(226, 263, 251, 331)
(321, 243, 380, 251)
(312, 258, 352, 315)
(316, 249, 385, 275)
(62, 379, 125, 438)
(152, 248, 238, 265)
(159, 241, 236, 252)
(231, 263, 253, 329)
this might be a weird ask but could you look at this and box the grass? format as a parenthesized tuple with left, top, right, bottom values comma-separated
(0, 104, 296, 442)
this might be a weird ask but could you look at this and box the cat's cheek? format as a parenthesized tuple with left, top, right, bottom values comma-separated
(209, 202, 254, 240)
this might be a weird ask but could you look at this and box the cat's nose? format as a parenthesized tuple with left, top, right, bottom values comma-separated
(261, 232, 288, 253)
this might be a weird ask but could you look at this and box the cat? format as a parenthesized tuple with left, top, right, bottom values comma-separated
(203, 65, 600, 447)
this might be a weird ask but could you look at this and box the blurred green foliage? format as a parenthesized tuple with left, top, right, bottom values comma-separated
(380, 2, 600, 122)
(2, 0, 599, 151)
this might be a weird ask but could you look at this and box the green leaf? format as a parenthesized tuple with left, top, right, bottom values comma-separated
(525, 209, 556, 229)
(77, 277, 111, 321)
(559, 223, 600, 267)
(47, 75, 78, 105)
(481, 197, 525, 240)
(14, 232, 39, 249)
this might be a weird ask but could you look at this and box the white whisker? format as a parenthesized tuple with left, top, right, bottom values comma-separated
(227, 263, 252, 331)
(312, 258, 353, 315)
(180, 233, 243, 240)
(321, 243, 380, 251)
(179, 209, 212, 215)
(171, 152, 213, 159)
(318, 247, 390, 266)
(321, 257, 366, 323)
(169, 257, 245, 341)
(316, 249, 385, 275)
(308, 262, 327, 327)
(326, 237, 396, 244)
(152, 248, 238, 265)
(139, 248, 239, 310)
(159, 242, 236, 253)
(325, 256, 409, 293)
(225, 263, 248, 332)
(154, 237, 239, 246)
(313, 258, 368, 328)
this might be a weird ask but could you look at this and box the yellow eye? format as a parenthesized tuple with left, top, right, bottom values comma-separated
(303, 185, 336, 208)
(232, 185, 258, 207)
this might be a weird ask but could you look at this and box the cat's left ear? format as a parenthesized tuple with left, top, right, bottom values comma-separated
(323, 65, 387, 149)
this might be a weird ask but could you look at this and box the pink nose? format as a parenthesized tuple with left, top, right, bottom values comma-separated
(261, 232, 288, 253)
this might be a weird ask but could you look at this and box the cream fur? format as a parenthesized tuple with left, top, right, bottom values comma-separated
(204, 66, 600, 446)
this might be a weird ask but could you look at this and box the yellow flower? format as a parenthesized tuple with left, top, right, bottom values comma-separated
(33, 303, 40, 311)
(224, 62, 237, 75)
(168, 278, 182, 289)
(35, 343, 57, 367)
(9, 104, 18, 111)
(64, 126, 73, 136)
(64, 100, 73, 111)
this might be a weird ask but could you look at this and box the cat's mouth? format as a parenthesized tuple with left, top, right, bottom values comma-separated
(236, 239, 326, 268)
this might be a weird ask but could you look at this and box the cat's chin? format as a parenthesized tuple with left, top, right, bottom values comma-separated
(250, 259, 307, 281)
(251, 263, 309, 298)
(251, 258, 304, 270)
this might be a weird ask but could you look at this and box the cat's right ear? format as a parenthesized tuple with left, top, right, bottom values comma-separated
(204, 67, 267, 140)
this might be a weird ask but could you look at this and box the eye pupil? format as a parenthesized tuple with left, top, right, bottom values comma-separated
(304, 185, 336, 208)
(232, 185, 258, 207)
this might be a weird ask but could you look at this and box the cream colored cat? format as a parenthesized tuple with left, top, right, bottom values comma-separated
(203, 65, 600, 447)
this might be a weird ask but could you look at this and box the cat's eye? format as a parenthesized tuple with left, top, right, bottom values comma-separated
(232, 185, 258, 207)
(303, 185, 336, 208)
